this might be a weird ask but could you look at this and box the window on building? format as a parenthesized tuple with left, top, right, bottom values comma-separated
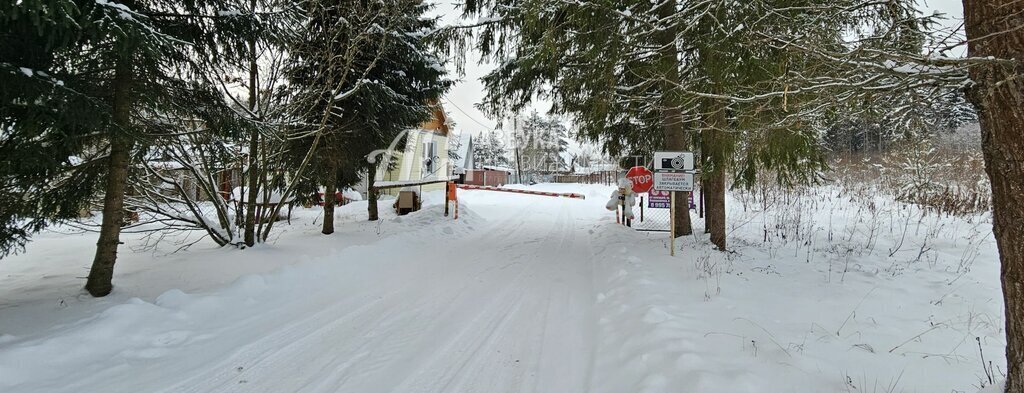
(423, 141, 437, 176)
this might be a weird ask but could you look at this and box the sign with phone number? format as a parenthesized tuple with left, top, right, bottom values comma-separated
(648, 189, 670, 208)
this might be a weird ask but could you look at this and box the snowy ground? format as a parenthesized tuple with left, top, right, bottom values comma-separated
(0, 183, 1004, 392)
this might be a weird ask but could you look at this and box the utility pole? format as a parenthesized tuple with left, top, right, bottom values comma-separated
(513, 115, 524, 184)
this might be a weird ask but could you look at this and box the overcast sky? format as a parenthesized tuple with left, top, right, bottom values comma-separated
(429, 0, 966, 142)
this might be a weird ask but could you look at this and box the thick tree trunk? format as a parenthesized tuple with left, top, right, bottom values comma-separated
(322, 166, 337, 235)
(701, 128, 727, 250)
(367, 167, 379, 221)
(665, 112, 694, 238)
(706, 160, 726, 251)
(85, 59, 133, 297)
(962, 1, 1024, 391)
(655, 0, 692, 237)
(701, 104, 729, 251)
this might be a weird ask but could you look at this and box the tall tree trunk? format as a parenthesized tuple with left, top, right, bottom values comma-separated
(85, 58, 133, 297)
(367, 166, 379, 221)
(700, 140, 712, 235)
(963, 1, 1024, 391)
(322, 165, 337, 235)
(243, 22, 259, 247)
(655, 0, 692, 237)
(706, 158, 726, 251)
(702, 107, 728, 251)
(701, 129, 727, 250)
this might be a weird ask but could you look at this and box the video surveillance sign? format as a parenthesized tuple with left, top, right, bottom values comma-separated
(653, 151, 695, 192)
(653, 151, 694, 171)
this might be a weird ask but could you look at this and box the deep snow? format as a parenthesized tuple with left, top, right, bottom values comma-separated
(0, 183, 1005, 392)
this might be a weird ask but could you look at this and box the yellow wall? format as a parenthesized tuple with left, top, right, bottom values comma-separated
(377, 130, 449, 195)
(375, 102, 451, 196)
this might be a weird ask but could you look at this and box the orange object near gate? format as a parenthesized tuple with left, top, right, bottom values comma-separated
(447, 182, 458, 201)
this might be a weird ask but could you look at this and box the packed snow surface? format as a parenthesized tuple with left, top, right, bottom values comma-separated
(0, 184, 1005, 392)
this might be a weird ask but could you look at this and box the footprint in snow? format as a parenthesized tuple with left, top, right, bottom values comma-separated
(642, 307, 674, 325)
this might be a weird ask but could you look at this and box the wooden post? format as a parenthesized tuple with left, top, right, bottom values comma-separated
(444, 182, 450, 217)
(670, 191, 676, 256)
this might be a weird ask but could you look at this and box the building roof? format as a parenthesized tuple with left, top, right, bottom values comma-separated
(481, 165, 514, 173)
(453, 132, 474, 170)
(421, 100, 451, 136)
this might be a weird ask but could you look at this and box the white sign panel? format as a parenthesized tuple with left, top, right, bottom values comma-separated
(654, 172, 694, 192)
(653, 151, 694, 171)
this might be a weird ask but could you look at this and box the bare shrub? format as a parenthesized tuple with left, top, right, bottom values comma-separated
(829, 130, 990, 217)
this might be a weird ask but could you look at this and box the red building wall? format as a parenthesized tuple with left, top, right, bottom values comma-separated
(464, 169, 508, 186)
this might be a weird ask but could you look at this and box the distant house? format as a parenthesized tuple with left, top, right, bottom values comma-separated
(370, 101, 453, 195)
(465, 165, 513, 187)
(147, 153, 242, 202)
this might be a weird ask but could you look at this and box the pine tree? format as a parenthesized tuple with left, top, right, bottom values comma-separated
(473, 130, 511, 168)
(447, 0, 943, 248)
(2, 0, 276, 296)
(518, 111, 568, 177)
(0, 1, 107, 257)
(284, 0, 450, 233)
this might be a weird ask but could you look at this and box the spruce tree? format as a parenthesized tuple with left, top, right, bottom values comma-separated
(2, 0, 277, 296)
(448, 0, 943, 248)
(1, 0, 107, 257)
(284, 0, 450, 233)
(518, 112, 568, 177)
(473, 130, 511, 168)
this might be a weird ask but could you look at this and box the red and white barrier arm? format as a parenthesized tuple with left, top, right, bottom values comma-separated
(455, 184, 586, 200)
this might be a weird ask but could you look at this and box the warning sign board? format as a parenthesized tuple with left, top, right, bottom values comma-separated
(654, 172, 694, 192)
(648, 189, 670, 208)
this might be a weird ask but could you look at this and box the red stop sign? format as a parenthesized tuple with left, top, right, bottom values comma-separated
(626, 166, 654, 193)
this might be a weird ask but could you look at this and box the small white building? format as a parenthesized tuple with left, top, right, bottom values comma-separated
(363, 102, 453, 196)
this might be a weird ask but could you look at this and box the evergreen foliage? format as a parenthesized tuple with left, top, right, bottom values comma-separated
(472, 130, 511, 168)
(516, 111, 568, 174)
(283, 0, 451, 233)
(1, 0, 287, 294)
(1, 0, 107, 256)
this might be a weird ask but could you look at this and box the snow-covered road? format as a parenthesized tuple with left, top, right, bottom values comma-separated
(168, 195, 599, 393)
(0, 186, 617, 393)
(0, 183, 1006, 392)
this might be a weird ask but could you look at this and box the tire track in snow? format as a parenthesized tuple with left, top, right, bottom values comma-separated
(167, 204, 550, 392)
(363, 205, 572, 393)
(386, 200, 596, 393)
